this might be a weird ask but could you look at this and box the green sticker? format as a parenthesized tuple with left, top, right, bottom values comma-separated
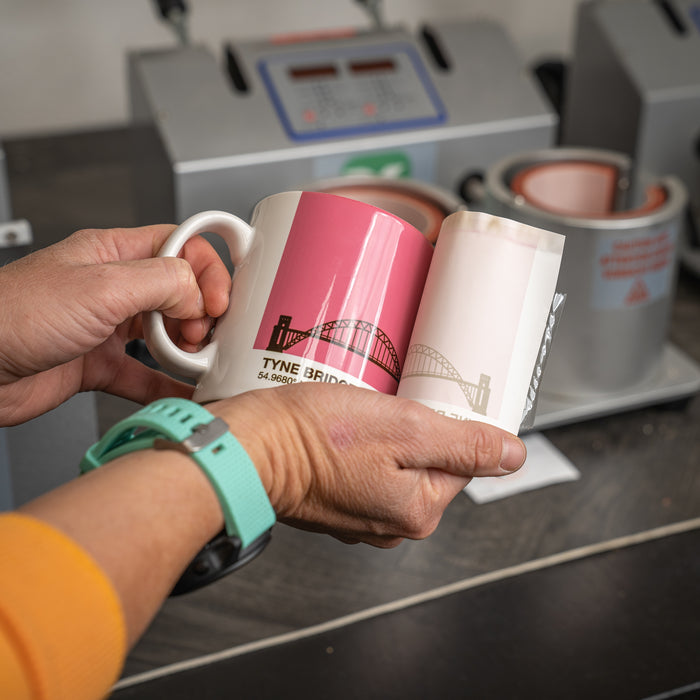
(340, 152, 412, 178)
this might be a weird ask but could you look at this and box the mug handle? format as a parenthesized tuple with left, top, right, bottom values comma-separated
(143, 210, 255, 379)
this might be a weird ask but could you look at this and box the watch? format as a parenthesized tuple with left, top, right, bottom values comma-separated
(80, 397, 276, 595)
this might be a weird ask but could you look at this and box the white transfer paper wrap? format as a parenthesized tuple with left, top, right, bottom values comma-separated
(397, 211, 565, 434)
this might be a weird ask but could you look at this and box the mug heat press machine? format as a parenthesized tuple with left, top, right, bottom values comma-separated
(484, 148, 700, 429)
(128, 19, 556, 223)
(562, 0, 700, 276)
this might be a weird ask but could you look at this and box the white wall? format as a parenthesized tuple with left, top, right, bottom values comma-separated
(0, 0, 581, 138)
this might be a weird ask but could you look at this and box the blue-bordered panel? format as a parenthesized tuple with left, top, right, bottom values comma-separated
(258, 42, 447, 141)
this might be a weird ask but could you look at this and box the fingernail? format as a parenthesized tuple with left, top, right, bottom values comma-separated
(500, 437, 527, 472)
(196, 292, 205, 314)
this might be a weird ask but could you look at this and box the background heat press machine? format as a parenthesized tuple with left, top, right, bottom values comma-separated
(128, 17, 557, 223)
(0, 143, 31, 267)
(562, 0, 700, 276)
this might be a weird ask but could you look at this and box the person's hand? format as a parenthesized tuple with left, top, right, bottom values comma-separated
(0, 225, 231, 426)
(209, 382, 527, 548)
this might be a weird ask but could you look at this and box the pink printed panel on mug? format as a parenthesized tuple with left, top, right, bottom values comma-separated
(253, 192, 433, 393)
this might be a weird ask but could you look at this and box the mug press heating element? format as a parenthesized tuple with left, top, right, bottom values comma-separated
(484, 148, 700, 428)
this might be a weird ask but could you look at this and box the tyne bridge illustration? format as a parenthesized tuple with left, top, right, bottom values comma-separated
(401, 343, 491, 415)
(266, 314, 402, 382)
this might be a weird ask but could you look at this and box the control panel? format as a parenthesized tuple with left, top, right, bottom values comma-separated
(258, 42, 446, 140)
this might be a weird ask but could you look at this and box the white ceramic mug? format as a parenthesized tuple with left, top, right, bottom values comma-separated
(396, 210, 565, 433)
(144, 191, 434, 402)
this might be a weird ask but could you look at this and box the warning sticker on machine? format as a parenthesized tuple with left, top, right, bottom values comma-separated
(591, 226, 677, 310)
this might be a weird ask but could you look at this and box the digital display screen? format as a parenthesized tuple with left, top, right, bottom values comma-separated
(288, 57, 396, 81)
(289, 64, 338, 80)
(349, 58, 396, 74)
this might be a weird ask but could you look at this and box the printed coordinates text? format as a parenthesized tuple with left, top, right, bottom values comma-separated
(260, 356, 349, 384)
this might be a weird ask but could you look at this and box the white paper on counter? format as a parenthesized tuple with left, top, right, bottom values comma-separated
(464, 432, 580, 504)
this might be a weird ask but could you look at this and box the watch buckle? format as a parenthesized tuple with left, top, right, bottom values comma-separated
(153, 417, 229, 454)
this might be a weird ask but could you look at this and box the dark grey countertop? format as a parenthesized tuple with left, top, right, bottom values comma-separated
(4, 128, 700, 688)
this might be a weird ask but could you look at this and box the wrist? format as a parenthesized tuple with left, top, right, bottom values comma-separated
(119, 447, 226, 538)
(81, 397, 276, 594)
(85, 447, 226, 560)
(205, 401, 274, 498)
(206, 391, 312, 519)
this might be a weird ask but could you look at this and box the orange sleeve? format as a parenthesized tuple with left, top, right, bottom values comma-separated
(0, 513, 127, 700)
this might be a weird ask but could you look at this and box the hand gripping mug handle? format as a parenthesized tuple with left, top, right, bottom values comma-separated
(143, 210, 255, 379)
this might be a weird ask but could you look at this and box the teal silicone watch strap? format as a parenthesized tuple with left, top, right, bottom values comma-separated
(80, 398, 275, 548)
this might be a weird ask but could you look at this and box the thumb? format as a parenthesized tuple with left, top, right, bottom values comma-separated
(394, 404, 528, 478)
